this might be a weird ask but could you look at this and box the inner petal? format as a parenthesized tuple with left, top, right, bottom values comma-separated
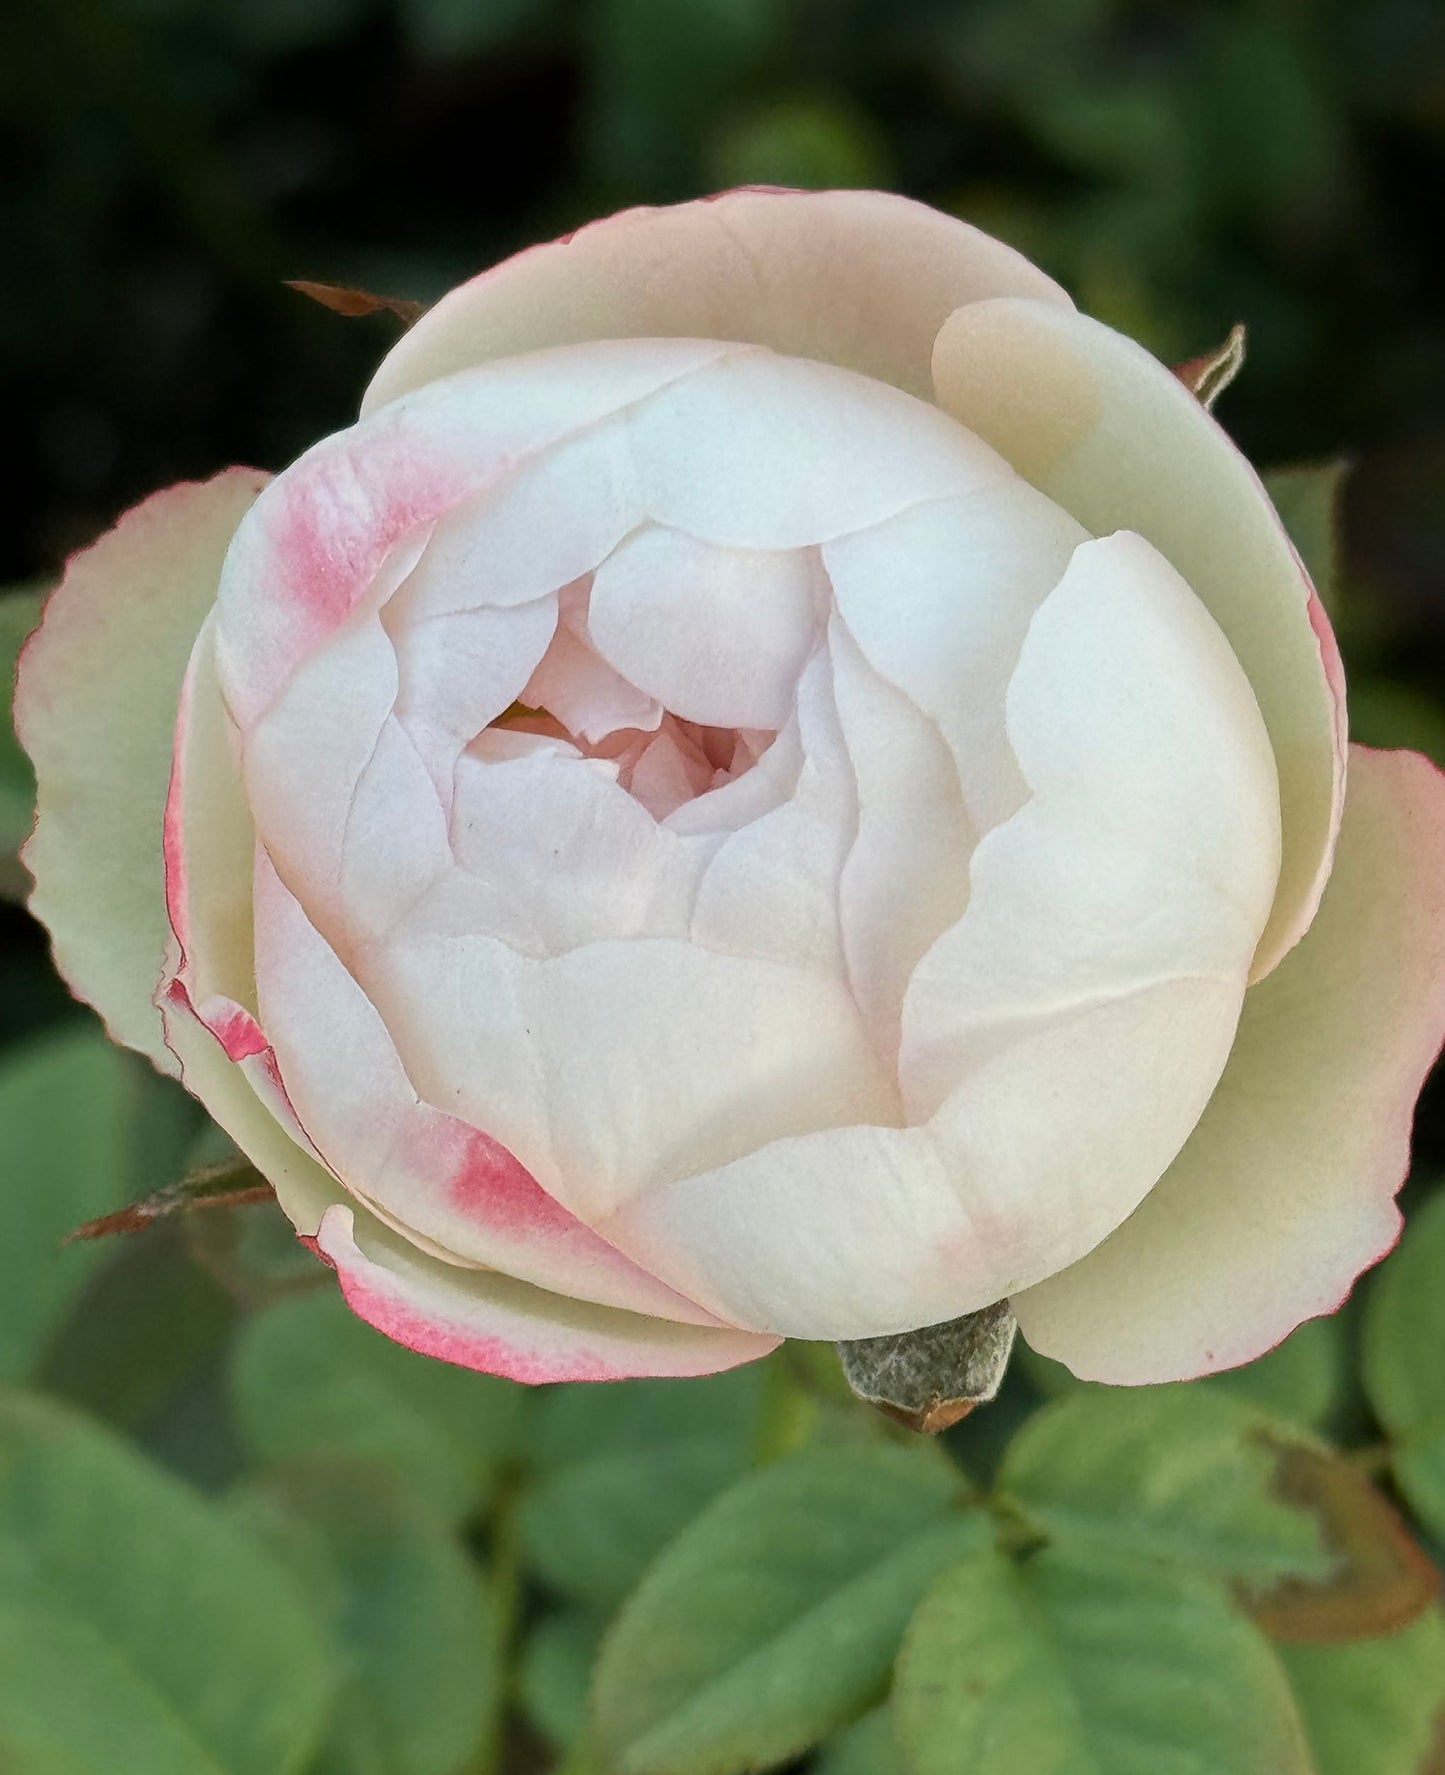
(587, 526, 823, 729)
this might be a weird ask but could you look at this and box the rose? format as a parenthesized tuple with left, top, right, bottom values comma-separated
(18, 188, 1445, 1391)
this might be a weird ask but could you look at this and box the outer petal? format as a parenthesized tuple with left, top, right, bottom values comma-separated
(310, 1204, 777, 1382)
(251, 847, 728, 1327)
(1012, 747, 1445, 1384)
(931, 298, 1345, 979)
(17, 471, 267, 1068)
(362, 187, 1072, 415)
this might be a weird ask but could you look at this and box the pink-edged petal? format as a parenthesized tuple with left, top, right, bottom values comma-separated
(587, 527, 822, 730)
(251, 848, 723, 1325)
(359, 931, 896, 1231)
(310, 1202, 778, 1383)
(215, 339, 747, 728)
(1011, 745, 1445, 1385)
(362, 187, 1072, 416)
(18, 470, 267, 1069)
(932, 297, 1344, 978)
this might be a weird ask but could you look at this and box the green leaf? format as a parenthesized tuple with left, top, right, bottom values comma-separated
(895, 1544, 1313, 1775)
(518, 1611, 604, 1752)
(231, 1288, 527, 1527)
(1363, 1188, 1445, 1539)
(815, 1705, 902, 1775)
(519, 1367, 763, 1610)
(1262, 460, 1349, 613)
(0, 1025, 197, 1381)
(1278, 1607, 1445, 1775)
(709, 96, 892, 192)
(0, 1388, 332, 1774)
(1000, 1388, 1332, 1586)
(591, 1443, 985, 1775)
(998, 1387, 1435, 1641)
(235, 1458, 500, 1775)
(0, 587, 44, 898)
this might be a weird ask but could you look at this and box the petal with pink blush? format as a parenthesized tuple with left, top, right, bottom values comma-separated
(215, 339, 749, 727)
(1011, 746, 1445, 1385)
(311, 1203, 778, 1383)
(932, 297, 1343, 979)
(587, 527, 822, 730)
(251, 851, 726, 1325)
(363, 187, 1071, 414)
(358, 932, 896, 1228)
(18, 470, 267, 1069)
(522, 582, 663, 743)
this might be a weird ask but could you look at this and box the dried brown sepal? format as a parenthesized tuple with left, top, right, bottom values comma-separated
(1173, 323, 1247, 409)
(285, 280, 426, 327)
(66, 1158, 274, 1244)
(836, 1301, 1018, 1435)
(1243, 1431, 1440, 1643)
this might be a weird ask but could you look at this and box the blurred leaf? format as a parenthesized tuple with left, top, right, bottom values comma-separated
(591, 1443, 985, 1775)
(0, 1388, 331, 1774)
(1278, 1607, 1445, 1775)
(399, 0, 552, 61)
(1363, 1188, 1445, 1540)
(36, 1220, 235, 1432)
(0, 586, 44, 899)
(187, 1191, 329, 1306)
(709, 96, 893, 191)
(235, 1458, 500, 1775)
(231, 1288, 527, 1526)
(586, 0, 781, 192)
(517, 1610, 603, 1753)
(1347, 680, 1445, 771)
(895, 1544, 1313, 1774)
(999, 1389, 1436, 1640)
(815, 1705, 902, 1775)
(519, 1366, 764, 1611)
(1263, 459, 1350, 611)
(0, 1025, 192, 1380)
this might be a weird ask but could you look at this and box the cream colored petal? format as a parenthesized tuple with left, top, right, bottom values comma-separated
(932, 298, 1344, 979)
(1012, 746, 1445, 1384)
(18, 471, 267, 1070)
(363, 187, 1072, 415)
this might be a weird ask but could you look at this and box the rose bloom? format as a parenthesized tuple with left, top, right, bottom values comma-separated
(18, 189, 1445, 1389)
